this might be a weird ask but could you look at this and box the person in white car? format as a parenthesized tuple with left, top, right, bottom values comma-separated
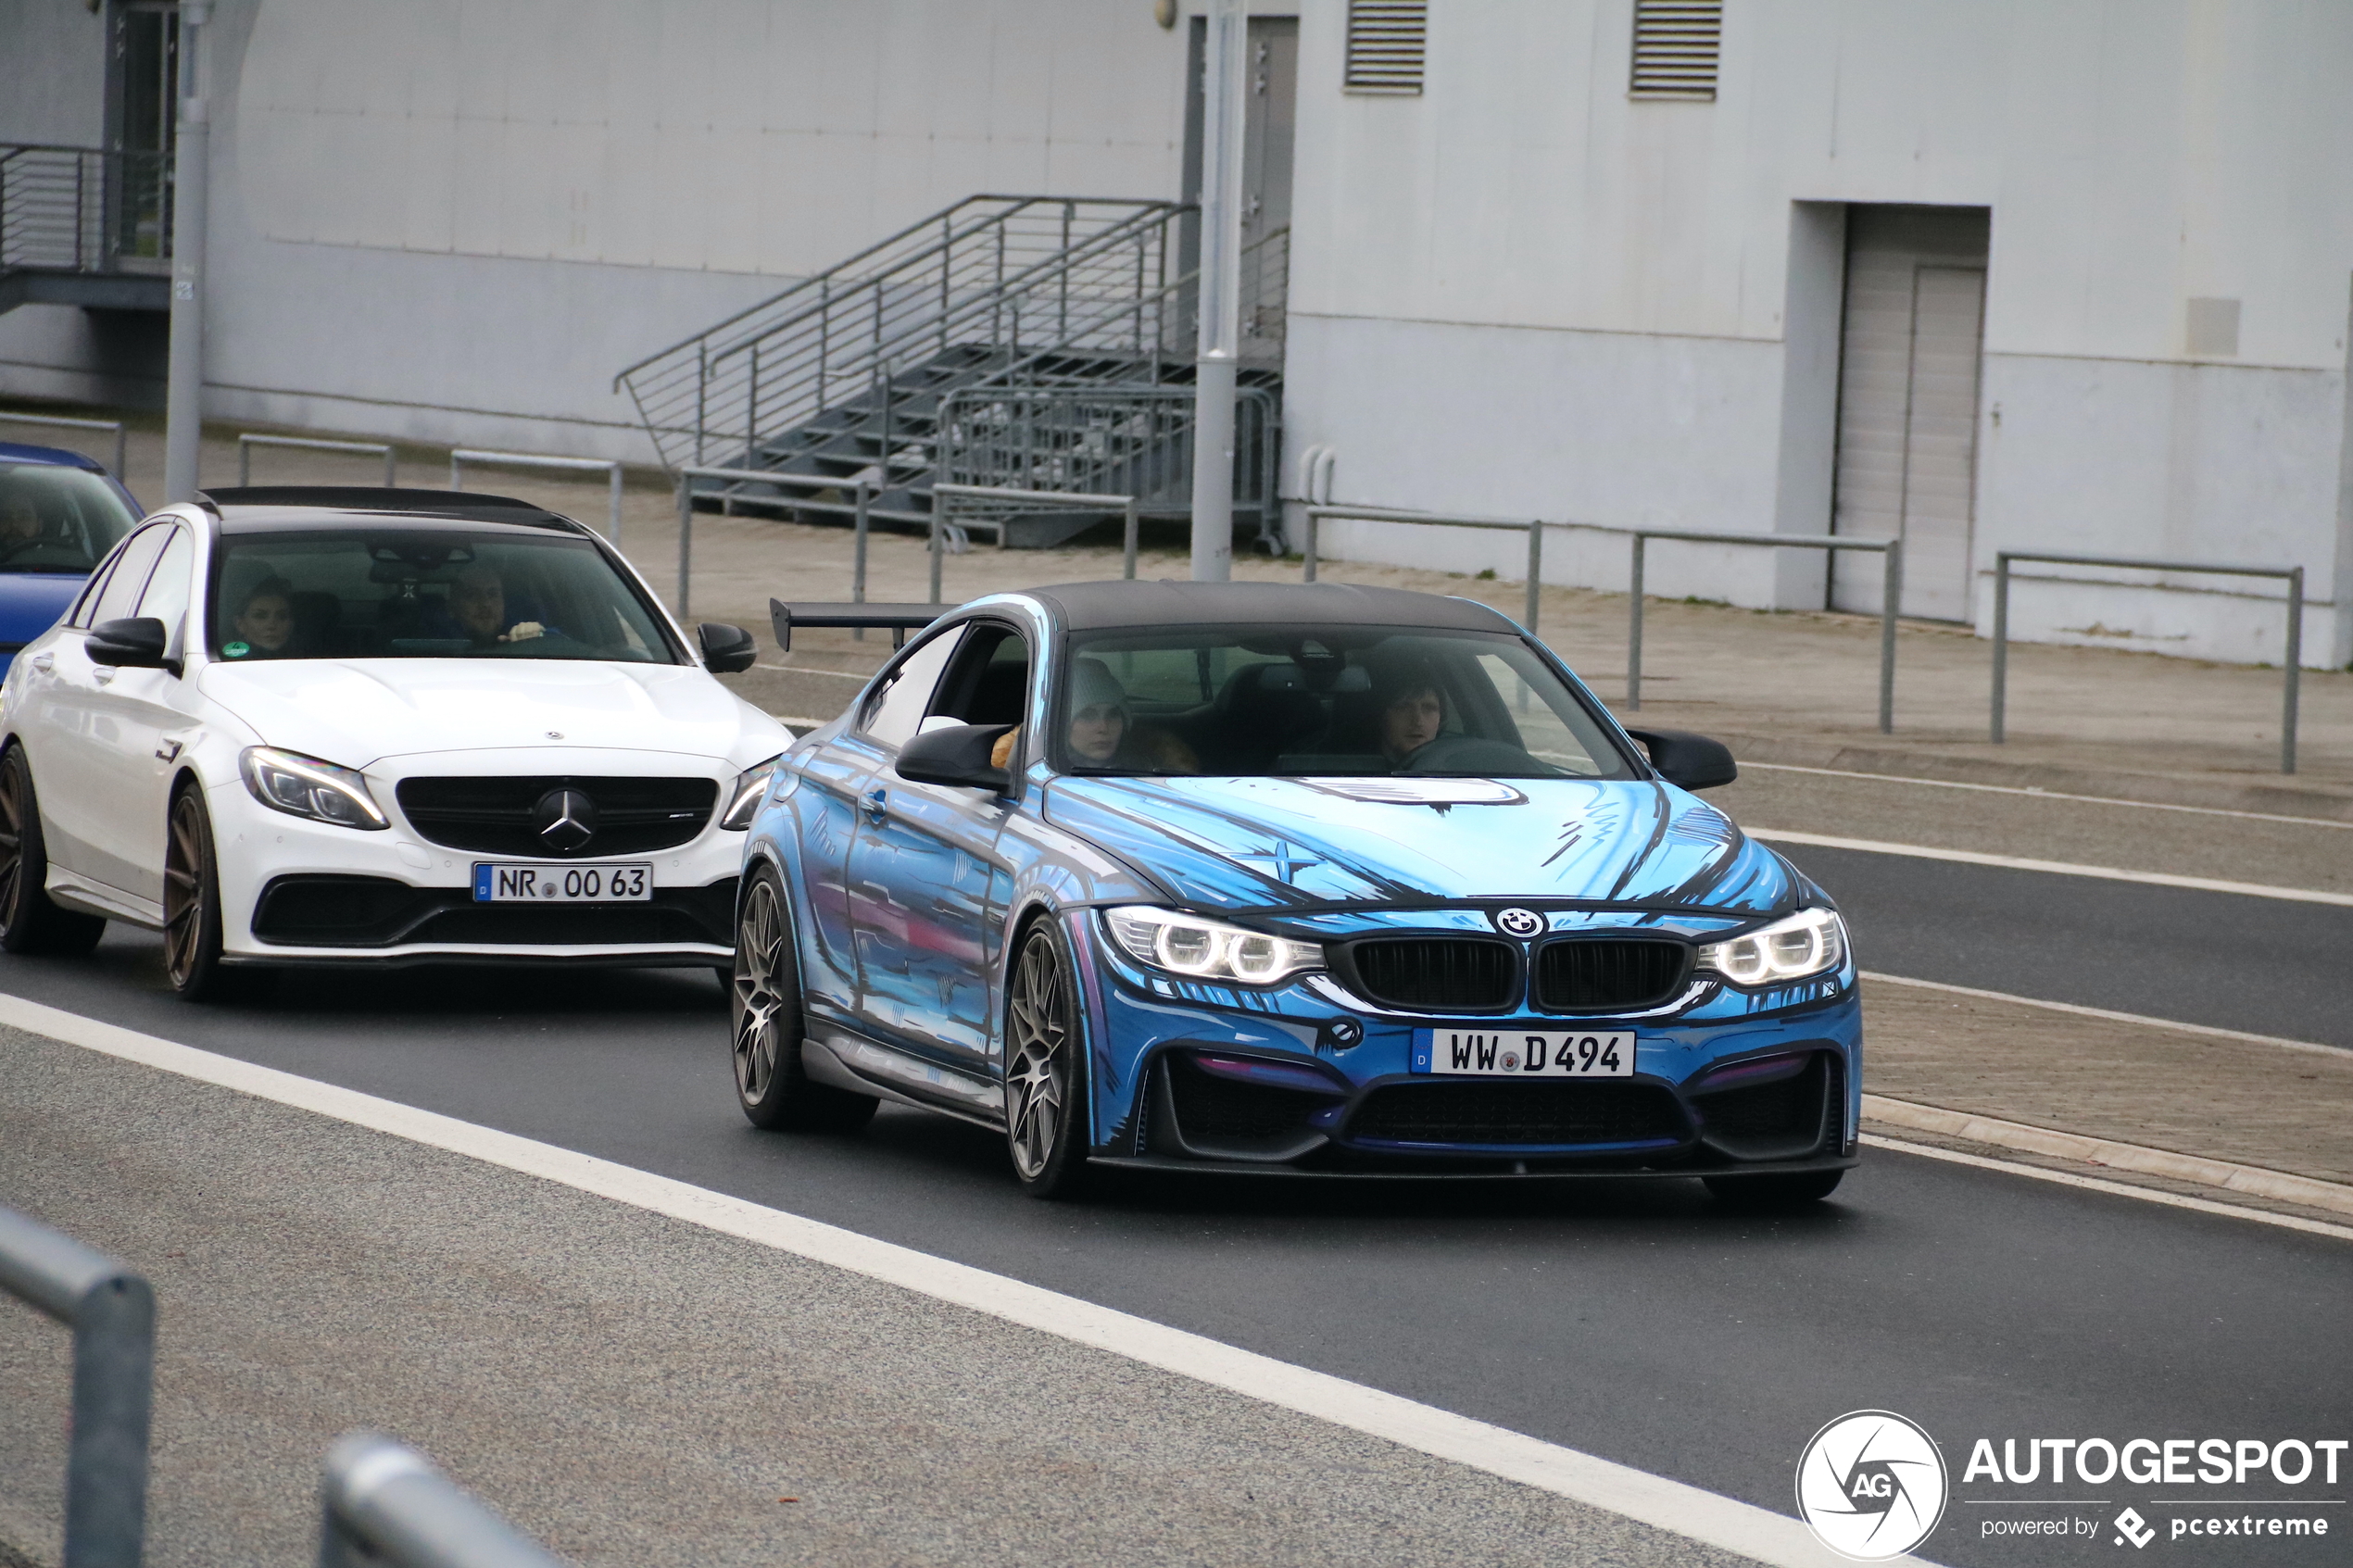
(0, 487, 778, 1000)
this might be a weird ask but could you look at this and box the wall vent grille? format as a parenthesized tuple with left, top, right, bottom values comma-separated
(1629, 0, 1722, 100)
(1344, 0, 1427, 94)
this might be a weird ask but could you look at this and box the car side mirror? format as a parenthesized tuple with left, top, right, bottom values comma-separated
(698, 621, 758, 674)
(896, 722, 1014, 795)
(1625, 727, 1737, 791)
(86, 616, 170, 671)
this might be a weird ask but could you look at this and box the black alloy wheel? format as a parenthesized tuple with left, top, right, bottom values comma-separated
(1003, 919, 1091, 1198)
(0, 745, 106, 956)
(731, 862, 876, 1132)
(1702, 1170, 1845, 1210)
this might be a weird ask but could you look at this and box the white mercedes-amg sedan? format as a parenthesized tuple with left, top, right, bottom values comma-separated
(0, 486, 784, 999)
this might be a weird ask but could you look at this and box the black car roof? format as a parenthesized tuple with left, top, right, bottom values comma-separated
(198, 487, 584, 534)
(1027, 578, 1524, 633)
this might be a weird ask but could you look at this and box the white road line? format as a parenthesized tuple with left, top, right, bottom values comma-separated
(1745, 827, 2353, 907)
(0, 992, 1910, 1568)
(1861, 1135, 2353, 1245)
(1738, 760, 2353, 830)
(1860, 971, 2350, 1059)
(755, 662, 875, 680)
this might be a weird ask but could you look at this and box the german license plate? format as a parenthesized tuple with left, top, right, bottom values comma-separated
(1413, 1028, 1635, 1078)
(471, 862, 653, 903)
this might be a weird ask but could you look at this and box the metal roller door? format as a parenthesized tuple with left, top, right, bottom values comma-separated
(1831, 207, 1991, 621)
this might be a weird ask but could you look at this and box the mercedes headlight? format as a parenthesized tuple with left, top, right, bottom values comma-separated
(239, 746, 388, 831)
(1694, 907, 1846, 985)
(721, 754, 786, 829)
(1103, 906, 1323, 985)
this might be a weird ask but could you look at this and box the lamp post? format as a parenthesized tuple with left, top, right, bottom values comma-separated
(162, 1, 211, 503)
(1188, 0, 1246, 582)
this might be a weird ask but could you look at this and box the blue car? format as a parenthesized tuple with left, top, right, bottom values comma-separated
(736, 581, 1860, 1206)
(0, 443, 145, 679)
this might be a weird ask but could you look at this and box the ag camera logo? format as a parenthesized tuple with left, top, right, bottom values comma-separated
(1796, 1410, 1948, 1561)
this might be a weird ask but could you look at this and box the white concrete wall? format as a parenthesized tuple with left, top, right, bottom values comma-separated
(1282, 0, 2353, 666)
(2, 0, 1198, 458)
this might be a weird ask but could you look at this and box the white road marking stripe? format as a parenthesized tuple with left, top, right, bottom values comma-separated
(0, 991, 1908, 1568)
(1738, 760, 2353, 830)
(1860, 971, 2349, 1059)
(1746, 826, 2353, 907)
(755, 662, 875, 680)
(1861, 1096, 2353, 1216)
(1862, 1135, 2353, 1244)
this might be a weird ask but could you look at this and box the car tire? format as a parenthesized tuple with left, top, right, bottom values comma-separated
(1702, 1170, 1844, 1210)
(1003, 917, 1092, 1200)
(162, 784, 266, 1003)
(0, 745, 107, 957)
(731, 861, 876, 1132)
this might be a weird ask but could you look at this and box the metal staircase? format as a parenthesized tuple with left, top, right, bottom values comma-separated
(613, 195, 1288, 548)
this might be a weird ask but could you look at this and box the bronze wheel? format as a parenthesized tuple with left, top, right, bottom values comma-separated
(162, 787, 227, 999)
(0, 745, 105, 957)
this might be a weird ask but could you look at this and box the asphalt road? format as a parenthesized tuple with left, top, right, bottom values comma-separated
(1, 865, 2346, 1567)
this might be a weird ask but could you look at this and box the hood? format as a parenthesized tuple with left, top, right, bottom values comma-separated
(1043, 774, 1800, 914)
(197, 659, 788, 770)
(0, 573, 86, 645)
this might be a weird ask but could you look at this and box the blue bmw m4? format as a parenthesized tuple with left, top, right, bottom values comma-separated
(735, 581, 1860, 1206)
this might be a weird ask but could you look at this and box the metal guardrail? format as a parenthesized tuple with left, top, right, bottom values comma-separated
(318, 1433, 567, 1568)
(671, 464, 868, 619)
(935, 482, 1139, 601)
(240, 433, 396, 487)
(0, 410, 128, 478)
(450, 450, 623, 545)
(1302, 506, 1904, 733)
(1994, 550, 2306, 773)
(0, 1205, 154, 1568)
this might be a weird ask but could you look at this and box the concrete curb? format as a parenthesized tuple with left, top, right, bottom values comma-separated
(1710, 730, 2353, 822)
(1859, 1094, 2353, 1217)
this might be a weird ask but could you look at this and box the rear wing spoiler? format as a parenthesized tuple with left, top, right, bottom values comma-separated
(769, 598, 949, 651)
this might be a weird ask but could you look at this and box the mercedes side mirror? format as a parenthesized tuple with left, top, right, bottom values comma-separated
(896, 722, 1013, 795)
(698, 621, 758, 674)
(86, 617, 170, 671)
(1626, 728, 1737, 791)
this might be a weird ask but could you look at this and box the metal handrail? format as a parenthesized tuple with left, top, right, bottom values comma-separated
(0, 1205, 154, 1568)
(449, 449, 624, 545)
(239, 433, 396, 487)
(935, 481, 1139, 598)
(0, 409, 128, 478)
(1302, 506, 1903, 733)
(317, 1433, 565, 1568)
(1993, 550, 2305, 773)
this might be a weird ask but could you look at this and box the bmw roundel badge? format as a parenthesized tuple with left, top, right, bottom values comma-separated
(1492, 907, 1545, 938)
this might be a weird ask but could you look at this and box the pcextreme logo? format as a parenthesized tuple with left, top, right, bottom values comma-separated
(1796, 1410, 1950, 1561)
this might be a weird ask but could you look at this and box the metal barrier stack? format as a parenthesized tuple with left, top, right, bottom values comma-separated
(932, 482, 1139, 600)
(0, 410, 128, 480)
(0, 1205, 154, 1568)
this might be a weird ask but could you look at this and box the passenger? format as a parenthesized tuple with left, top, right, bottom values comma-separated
(990, 657, 1197, 772)
(222, 576, 297, 659)
(441, 564, 544, 647)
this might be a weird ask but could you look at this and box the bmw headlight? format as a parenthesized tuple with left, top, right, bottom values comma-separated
(1103, 906, 1323, 985)
(238, 747, 388, 831)
(1694, 907, 1846, 985)
(721, 754, 786, 830)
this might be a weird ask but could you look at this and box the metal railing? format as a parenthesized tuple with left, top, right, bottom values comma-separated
(1993, 550, 2306, 773)
(669, 463, 861, 617)
(934, 482, 1139, 600)
(0, 144, 172, 274)
(0, 410, 128, 478)
(450, 450, 623, 544)
(318, 1433, 566, 1568)
(240, 433, 397, 487)
(616, 195, 1189, 473)
(0, 1205, 154, 1568)
(1302, 506, 1903, 733)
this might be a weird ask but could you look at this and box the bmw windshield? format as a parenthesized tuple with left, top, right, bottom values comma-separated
(0, 462, 141, 574)
(208, 529, 684, 663)
(1056, 625, 1639, 779)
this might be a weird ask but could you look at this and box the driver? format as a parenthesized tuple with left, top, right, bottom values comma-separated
(443, 564, 545, 647)
(1373, 660, 1447, 766)
(1, 493, 44, 546)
